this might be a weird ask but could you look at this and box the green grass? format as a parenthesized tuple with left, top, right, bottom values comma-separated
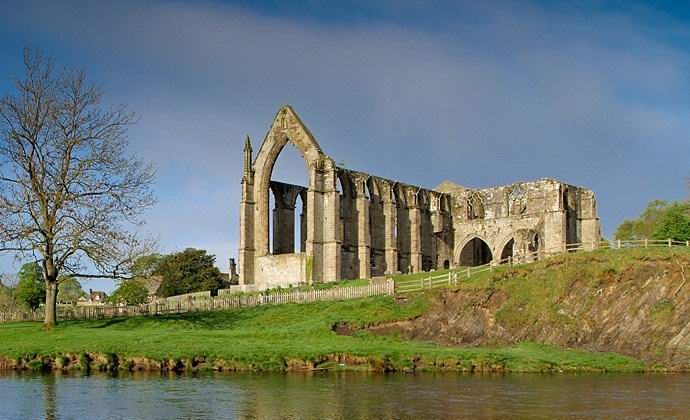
(0, 292, 643, 372)
(4, 247, 685, 373)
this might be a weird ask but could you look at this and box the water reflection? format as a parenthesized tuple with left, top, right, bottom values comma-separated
(43, 373, 56, 420)
(1, 371, 689, 419)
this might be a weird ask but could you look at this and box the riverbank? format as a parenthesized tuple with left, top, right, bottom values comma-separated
(0, 294, 645, 373)
(1, 247, 687, 373)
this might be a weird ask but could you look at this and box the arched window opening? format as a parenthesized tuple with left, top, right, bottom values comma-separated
(467, 191, 485, 220)
(459, 237, 493, 266)
(563, 187, 578, 246)
(529, 233, 540, 253)
(443, 259, 450, 269)
(507, 185, 527, 216)
(269, 141, 309, 255)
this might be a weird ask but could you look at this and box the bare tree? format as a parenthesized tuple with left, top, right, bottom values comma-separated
(0, 49, 156, 326)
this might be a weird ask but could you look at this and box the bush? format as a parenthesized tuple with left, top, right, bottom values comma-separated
(156, 248, 223, 298)
(614, 200, 670, 241)
(109, 279, 149, 305)
(57, 277, 85, 303)
(615, 200, 690, 242)
(14, 262, 45, 310)
(652, 203, 690, 242)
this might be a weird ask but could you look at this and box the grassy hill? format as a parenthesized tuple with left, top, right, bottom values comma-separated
(1, 247, 688, 373)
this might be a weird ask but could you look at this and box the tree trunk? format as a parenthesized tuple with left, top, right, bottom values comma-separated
(44, 280, 58, 327)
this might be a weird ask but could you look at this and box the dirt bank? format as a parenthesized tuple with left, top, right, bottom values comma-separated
(366, 251, 690, 370)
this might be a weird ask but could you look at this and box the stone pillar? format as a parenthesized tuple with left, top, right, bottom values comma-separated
(355, 179, 371, 279)
(239, 136, 255, 287)
(305, 163, 324, 283)
(272, 205, 295, 254)
(321, 159, 341, 282)
(382, 185, 398, 274)
(428, 213, 437, 270)
(270, 182, 302, 255)
(580, 190, 601, 250)
(409, 203, 423, 273)
(299, 190, 307, 253)
(543, 210, 566, 256)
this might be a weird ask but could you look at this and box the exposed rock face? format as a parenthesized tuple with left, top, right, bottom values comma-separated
(369, 253, 690, 370)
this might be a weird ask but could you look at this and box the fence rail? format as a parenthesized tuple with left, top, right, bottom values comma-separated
(0, 280, 395, 323)
(394, 239, 690, 293)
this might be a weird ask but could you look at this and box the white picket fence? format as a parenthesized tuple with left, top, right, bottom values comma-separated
(394, 239, 690, 293)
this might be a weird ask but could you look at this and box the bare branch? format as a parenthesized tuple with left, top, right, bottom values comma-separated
(0, 48, 157, 325)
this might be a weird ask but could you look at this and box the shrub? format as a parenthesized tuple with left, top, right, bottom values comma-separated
(14, 262, 45, 310)
(156, 248, 223, 297)
(652, 203, 690, 242)
(109, 279, 149, 305)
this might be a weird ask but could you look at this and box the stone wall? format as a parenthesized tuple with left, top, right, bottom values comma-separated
(254, 253, 310, 290)
(438, 178, 600, 264)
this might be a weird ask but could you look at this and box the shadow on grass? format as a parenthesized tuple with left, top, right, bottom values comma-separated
(60, 307, 274, 331)
(91, 318, 128, 328)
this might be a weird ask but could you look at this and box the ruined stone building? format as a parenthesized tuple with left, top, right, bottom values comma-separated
(238, 106, 600, 290)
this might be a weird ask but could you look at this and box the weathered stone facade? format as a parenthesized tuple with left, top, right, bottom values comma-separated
(238, 106, 600, 290)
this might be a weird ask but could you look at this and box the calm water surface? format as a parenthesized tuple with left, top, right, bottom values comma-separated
(1, 371, 689, 419)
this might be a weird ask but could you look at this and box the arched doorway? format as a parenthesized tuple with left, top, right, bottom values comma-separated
(443, 259, 450, 269)
(500, 238, 514, 264)
(458, 237, 493, 266)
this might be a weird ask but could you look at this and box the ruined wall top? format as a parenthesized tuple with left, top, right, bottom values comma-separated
(434, 178, 597, 222)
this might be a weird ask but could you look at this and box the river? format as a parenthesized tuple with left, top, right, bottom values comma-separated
(1, 371, 689, 419)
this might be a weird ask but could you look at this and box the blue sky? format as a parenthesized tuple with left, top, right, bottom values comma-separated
(1, 0, 689, 292)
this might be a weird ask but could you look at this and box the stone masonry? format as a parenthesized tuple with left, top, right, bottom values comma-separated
(238, 106, 601, 290)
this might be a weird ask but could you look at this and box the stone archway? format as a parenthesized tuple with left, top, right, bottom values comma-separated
(499, 238, 514, 264)
(253, 107, 325, 257)
(239, 106, 341, 287)
(457, 236, 493, 266)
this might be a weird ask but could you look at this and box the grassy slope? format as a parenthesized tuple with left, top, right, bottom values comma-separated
(446, 247, 690, 334)
(0, 293, 642, 372)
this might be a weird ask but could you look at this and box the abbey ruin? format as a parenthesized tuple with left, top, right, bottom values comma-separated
(238, 106, 600, 290)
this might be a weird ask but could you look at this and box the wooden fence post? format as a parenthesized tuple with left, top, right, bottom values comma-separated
(617, 239, 622, 249)
(466, 267, 471, 278)
(669, 238, 673, 248)
(644, 239, 648, 248)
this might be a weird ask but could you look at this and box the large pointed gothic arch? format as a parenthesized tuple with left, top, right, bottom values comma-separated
(239, 106, 342, 288)
(252, 107, 325, 256)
